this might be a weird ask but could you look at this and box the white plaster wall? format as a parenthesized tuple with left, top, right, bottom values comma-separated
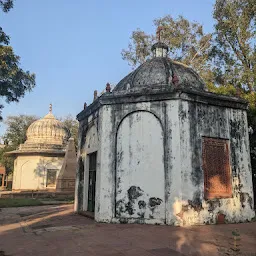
(84, 125, 98, 151)
(12, 155, 64, 190)
(176, 101, 255, 226)
(82, 98, 254, 226)
(95, 105, 114, 222)
(165, 100, 183, 225)
(95, 101, 181, 224)
(116, 111, 165, 220)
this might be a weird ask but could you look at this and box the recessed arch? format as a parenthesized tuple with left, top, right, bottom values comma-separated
(19, 160, 31, 189)
(115, 110, 165, 221)
(85, 125, 98, 151)
(116, 110, 164, 136)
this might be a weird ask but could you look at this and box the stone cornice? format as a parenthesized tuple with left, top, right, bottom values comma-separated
(5, 150, 66, 157)
(77, 88, 248, 121)
(5, 143, 66, 157)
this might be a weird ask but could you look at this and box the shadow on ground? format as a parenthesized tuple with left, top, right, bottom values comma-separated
(0, 204, 255, 256)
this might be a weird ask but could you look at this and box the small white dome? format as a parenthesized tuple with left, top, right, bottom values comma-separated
(26, 105, 69, 145)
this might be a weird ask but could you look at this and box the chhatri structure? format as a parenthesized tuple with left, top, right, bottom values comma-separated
(75, 37, 255, 225)
(7, 105, 77, 192)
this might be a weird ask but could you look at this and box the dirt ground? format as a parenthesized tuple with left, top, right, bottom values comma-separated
(0, 204, 255, 256)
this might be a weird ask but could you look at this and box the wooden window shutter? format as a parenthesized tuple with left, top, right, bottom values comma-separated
(202, 137, 232, 199)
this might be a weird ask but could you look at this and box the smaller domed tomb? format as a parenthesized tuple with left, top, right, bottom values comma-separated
(7, 105, 77, 192)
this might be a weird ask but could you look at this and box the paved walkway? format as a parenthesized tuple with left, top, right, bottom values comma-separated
(0, 204, 255, 256)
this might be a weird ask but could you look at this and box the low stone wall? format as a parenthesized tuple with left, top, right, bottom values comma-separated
(0, 191, 74, 200)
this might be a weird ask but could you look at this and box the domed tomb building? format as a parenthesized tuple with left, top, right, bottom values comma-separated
(75, 40, 255, 225)
(7, 105, 77, 192)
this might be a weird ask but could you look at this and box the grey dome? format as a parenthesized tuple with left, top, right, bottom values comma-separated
(113, 57, 206, 93)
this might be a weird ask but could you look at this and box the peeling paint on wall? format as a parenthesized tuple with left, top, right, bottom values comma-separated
(177, 102, 255, 226)
(75, 89, 255, 225)
(116, 111, 165, 221)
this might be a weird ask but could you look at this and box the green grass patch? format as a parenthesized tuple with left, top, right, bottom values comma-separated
(39, 199, 74, 205)
(0, 198, 43, 208)
(39, 197, 74, 202)
(0, 198, 74, 208)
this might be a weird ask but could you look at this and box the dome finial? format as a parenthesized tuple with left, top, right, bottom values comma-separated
(49, 103, 52, 113)
(151, 26, 169, 58)
(156, 26, 164, 42)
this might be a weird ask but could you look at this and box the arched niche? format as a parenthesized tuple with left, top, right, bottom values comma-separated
(85, 125, 98, 151)
(115, 111, 165, 221)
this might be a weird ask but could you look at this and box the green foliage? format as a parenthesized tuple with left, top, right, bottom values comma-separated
(0, 0, 13, 12)
(122, 2, 255, 95)
(0, 0, 36, 120)
(121, 15, 213, 84)
(1, 149, 14, 176)
(0, 144, 15, 174)
(211, 0, 256, 200)
(2, 115, 38, 146)
(59, 115, 79, 150)
(207, 83, 237, 96)
(213, 0, 256, 91)
(0, 198, 43, 208)
(153, 15, 212, 73)
(0, 115, 38, 174)
(0, 198, 74, 208)
(121, 29, 152, 68)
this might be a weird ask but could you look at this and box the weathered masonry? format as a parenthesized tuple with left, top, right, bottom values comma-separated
(74, 41, 255, 225)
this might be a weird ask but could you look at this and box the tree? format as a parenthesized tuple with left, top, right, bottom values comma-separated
(2, 115, 38, 146)
(211, 0, 256, 205)
(59, 115, 79, 150)
(0, 0, 13, 12)
(0, 144, 15, 174)
(122, 9, 256, 123)
(121, 29, 152, 68)
(121, 15, 213, 84)
(212, 0, 256, 92)
(0, 0, 36, 120)
(0, 114, 38, 174)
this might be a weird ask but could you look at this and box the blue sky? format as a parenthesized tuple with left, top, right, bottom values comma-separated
(0, 0, 215, 136)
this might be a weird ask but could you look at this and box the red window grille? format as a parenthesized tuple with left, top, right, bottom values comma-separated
(202, 137, 232, 199)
